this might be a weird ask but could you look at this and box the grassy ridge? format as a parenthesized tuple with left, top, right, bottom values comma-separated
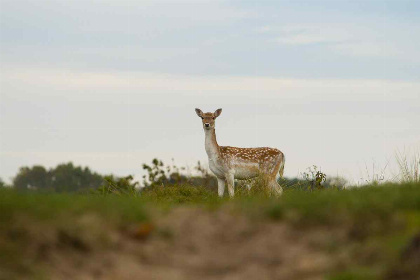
(1, 182, 420, 279)
(3, 182, 420, 222)
(0, 190, 149, 225)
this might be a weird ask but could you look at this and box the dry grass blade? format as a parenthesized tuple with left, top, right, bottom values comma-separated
(396, 149, 420, 183)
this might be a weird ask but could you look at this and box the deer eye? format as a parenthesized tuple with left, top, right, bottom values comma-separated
(201, 117, 204, 119)
(212, 117, 215, 120)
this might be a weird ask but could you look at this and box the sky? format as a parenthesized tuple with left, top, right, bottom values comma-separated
(1, 0, 419, 185)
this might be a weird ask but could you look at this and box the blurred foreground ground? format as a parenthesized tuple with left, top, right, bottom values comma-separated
(1, 182, 420, 280)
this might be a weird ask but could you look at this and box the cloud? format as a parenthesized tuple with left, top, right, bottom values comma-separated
(331, 42, 401, 57)
(261, 23, 420, 65)
(275, 34, 332, 45)
(270, 26, 347, 45)
(1, 1, 419, 80)
(3, 66, 419, 94)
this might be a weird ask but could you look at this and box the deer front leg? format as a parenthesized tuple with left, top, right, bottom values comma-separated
(216, 178, 225, 197)
(226, 172, 235, 197)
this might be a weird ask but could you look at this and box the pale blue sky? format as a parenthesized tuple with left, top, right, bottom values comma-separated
(1, 0, 419, 184)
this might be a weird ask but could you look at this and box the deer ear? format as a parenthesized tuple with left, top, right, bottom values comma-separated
(214, 108, 222, 118)
(195, 108, 203, 117)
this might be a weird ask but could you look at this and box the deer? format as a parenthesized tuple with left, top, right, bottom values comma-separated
(195, 108, 285, 197)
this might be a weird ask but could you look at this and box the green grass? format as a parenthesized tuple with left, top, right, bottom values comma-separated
(0, 189, 149, 225)
(140, 184, 221, 205)
(2, 182, 419, 236)
(1, 182, 419, 236)
(1, 182, 420, 279)
(264, 182, 420, 224)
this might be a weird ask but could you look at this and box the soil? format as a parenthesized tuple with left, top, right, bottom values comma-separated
(34, 208, 338, 280)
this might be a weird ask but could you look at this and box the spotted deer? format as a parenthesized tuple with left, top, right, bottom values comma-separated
(195, 108, 285, 197)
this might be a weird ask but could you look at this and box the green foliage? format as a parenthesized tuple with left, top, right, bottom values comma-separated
(0, 188, 148, 225)
(13, 165, 48, 190)
(8, 159, 218, 194)
(12, 162, 104, 192)
(263, 182, 420, 228)
(302, 165, 327, 191)
(142, 158, 167, 187)
(0, 178, 8, 188)
(278, 166, 344, 191)
(142, 158, 189, 188)
(95, 175, 139, 196)
(49, 163, 104, 192)
(278, 177, 310, 190)
(141, 158, 216, 190)
(140, 184, 219, 204)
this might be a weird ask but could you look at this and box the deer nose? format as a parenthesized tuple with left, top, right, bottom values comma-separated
(204, 123, 210, 127)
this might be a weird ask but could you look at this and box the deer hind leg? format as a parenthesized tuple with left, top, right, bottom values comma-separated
(269, 159, 284, 196)
(269, 179, 283, 196)
(260, 172, 283, 196)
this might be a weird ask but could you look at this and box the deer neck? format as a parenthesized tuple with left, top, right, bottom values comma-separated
(204, 128, 220, 160)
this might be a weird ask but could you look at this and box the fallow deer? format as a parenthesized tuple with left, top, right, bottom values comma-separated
(195, 108, 285, 197)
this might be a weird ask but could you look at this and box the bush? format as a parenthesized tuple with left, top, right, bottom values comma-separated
(95, 175, 139, 196)
(142, 158, 217, 190)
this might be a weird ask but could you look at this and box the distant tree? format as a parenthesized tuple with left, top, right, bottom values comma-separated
(0, 178, 8, 188)
(13, 166, 48, 190)
(12, 162, 104, 192)
(49, 163, 103, 192)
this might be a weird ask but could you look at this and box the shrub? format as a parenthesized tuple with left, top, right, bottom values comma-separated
(302, 165, 327, 191)
(95, 175, 139, 196)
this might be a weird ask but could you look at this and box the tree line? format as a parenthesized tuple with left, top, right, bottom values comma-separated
(0, 160, 346, 193)
(0, 160, 219, 193)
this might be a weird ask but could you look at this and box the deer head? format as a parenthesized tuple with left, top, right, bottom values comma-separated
(195, 108, 222, 130)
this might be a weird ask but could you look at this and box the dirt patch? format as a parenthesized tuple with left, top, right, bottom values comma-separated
(15, 208, 339, 280)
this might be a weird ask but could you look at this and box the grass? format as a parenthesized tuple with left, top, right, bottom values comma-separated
(0, 189, 149, 225)
(395, 150, 420, 183)
(2, 182, 419, 236)
(264, 182, 420, 225)
(1, 182, 420, 279)
(140, 184, 220, 205)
